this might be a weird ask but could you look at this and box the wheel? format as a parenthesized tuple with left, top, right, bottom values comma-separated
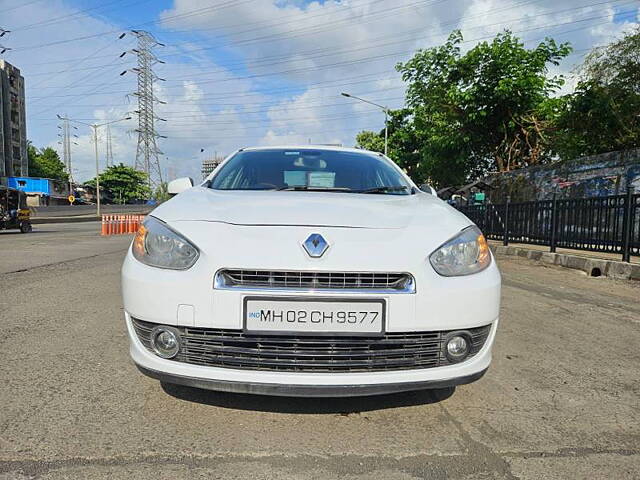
(20, 222, 32, 233)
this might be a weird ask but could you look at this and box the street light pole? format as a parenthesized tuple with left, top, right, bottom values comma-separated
(341, 92, 389, 156)
(57, 115, 131, 216)
(384, 109, 388, 156)
(92, 125, 101, 217)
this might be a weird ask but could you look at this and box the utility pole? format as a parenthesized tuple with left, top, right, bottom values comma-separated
(120, 30, 167, 197)
(92, 125, 100, 216)
(57, 115, 78, 199)
(105, 125, 114, 167)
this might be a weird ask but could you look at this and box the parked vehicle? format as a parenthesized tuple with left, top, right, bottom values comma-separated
(122, 146, 501, 397)
(0, 186, 32, 233)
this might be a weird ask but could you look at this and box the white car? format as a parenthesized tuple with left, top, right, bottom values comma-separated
(122, 146, 501, 397)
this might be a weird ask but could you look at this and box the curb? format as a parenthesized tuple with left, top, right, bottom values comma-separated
(490, 245, 640, 281)
(32, 216, 102, 224)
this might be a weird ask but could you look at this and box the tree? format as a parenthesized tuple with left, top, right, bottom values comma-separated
(154, 182, 171, 203)
(356, 130, 385, 153)
(394, 30, 571, 186)
(27, 143, 69, 181)
(548, 27, 640, 159)
(356, 109, 428, 182)
(86, 163, 150, 204)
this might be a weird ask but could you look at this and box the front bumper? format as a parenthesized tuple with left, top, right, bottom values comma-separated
(126, 314, 497, 397)
(136, 364, 488, 397)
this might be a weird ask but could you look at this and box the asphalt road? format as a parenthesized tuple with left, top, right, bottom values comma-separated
(1, 223, 639, 479)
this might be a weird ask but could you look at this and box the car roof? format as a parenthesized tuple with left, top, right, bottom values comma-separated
(239, 145, 383, 156)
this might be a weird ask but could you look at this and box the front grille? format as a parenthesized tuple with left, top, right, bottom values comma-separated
(215, 269, 415, 292)
(132, 318, 491, 372)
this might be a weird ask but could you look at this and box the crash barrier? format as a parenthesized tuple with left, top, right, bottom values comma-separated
(101, 214, 146, 236)
(457, 188, 640, 262)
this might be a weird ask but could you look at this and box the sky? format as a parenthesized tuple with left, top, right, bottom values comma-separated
(0, 0, 638, 182)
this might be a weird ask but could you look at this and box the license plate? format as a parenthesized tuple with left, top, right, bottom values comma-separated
(243, 296, 385, 335)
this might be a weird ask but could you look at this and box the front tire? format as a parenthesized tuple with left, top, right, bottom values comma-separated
(20, 222, 32, 233)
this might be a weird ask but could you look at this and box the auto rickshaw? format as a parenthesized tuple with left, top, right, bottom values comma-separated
(0, 186, 32, 233)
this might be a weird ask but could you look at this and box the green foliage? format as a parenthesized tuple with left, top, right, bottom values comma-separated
(356, 109, 428, 182)
(395, 30, 571, 185)
(352, 28, 639, 187)
(27, 143, 69, 181)
(86, 163, 150, 204)
(548, 26, 640, 159)
(154, 182, 171, 203)
(355, 130, 385, 153)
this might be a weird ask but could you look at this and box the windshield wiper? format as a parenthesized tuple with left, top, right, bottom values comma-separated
(276, 185, 353, 192)
(357, 185, 412, 194)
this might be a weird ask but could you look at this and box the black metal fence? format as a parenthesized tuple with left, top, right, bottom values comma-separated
(457, 189, 640, 262)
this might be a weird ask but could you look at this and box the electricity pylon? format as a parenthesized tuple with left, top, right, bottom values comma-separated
(0, 27, 10, 54)
(120, 30, 166, 196)
(57, 114, 77, 195)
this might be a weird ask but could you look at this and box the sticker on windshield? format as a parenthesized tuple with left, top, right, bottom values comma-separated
(284, 171, 306, 186)
(309, 171, 336, 188)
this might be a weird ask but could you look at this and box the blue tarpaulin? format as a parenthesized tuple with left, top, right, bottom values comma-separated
(7, 177, 51, 195)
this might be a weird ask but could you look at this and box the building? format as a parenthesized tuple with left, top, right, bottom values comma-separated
(0, 60, 27, 177)
(201, 156, 224, 179)
(7, 176, 69, 206)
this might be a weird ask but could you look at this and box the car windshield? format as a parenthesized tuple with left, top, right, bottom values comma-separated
(209, 149, 412, 194)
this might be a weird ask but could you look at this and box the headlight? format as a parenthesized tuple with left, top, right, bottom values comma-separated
(429, 225, 491, 276)
(132, 216, 199, 270)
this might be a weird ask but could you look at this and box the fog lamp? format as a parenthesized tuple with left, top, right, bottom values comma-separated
(444, 332, 471, 363)
(150, 326, 181, 359)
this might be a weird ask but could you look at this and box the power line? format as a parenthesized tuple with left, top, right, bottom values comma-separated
(9, 0, 545, 67)
(29, 34, 132, 90)
(7, 0, 256, 51)
(10, 0, 133, 32)
(0, 0, 47, 14)
(27, 13, 613, 119)
(18, 0, 515, 79)
(117, 0, 619, 69)
(28, 32, 140, 114)
(159, 123, 371, 141)
(27, 1, 632, 96)
(19, 1, 635, 154)
(33, 93, 408, 123)
(29, 43, 594, 112)
(154, 1, 636, 85)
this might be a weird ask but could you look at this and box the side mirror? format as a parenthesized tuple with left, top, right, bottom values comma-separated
(168, 177, 194, 195)
(419, 184, 438, 196)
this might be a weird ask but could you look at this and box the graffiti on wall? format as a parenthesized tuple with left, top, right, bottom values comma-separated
(488, 149, 640, 203)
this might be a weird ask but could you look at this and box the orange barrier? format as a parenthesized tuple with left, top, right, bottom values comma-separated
(101, 214, 145, 236)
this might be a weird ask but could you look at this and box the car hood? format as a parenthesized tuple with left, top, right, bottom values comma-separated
(152, 187, 469, 230)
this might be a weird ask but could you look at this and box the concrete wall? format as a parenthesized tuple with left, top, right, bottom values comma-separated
(488, 149, 640, 203)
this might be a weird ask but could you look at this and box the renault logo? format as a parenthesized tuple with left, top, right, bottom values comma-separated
(303, 233, 329, 258)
